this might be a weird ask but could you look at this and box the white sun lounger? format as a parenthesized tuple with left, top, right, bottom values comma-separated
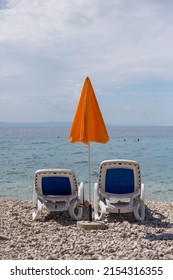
(32, 169, 84, 220)
(94, 159, 145, 222)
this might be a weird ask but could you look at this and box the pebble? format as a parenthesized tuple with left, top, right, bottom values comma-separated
(0, 199, 173, 259)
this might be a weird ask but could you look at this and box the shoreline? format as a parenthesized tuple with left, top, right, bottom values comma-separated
(0, 199, 173, 260)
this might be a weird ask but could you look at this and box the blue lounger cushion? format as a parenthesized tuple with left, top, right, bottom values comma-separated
(105, 168, 135, 194)
(42, 177, 72, 196)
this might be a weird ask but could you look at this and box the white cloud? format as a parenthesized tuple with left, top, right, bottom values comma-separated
(0, 0, 173, 124)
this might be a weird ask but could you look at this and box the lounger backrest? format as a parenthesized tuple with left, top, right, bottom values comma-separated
(99, 160, 141, 195)
(105, 168, 135, 194)
(35, 169, 78, 198)
(42, 176, 72, 196)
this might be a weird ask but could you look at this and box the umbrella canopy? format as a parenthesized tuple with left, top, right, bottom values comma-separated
(69, 77, 109, 144)
(69, 77, 109, 221)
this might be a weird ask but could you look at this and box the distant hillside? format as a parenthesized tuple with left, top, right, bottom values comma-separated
(0, 121, 71, 128)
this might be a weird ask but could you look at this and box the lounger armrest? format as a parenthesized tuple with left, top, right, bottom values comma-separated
(141, 183, 145, 201)
(94, 182, 99, 194)
(78, 182, 84, 202)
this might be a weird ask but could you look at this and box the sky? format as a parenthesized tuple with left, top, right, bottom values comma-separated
(0, 0, 173, 126)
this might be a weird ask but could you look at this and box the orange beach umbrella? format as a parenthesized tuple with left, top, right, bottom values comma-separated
(69, 77, 109, 221)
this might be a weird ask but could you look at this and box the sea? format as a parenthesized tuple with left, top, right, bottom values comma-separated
(0, 125, 173, 202)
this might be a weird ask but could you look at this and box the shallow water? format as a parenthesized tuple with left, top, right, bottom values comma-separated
(0, 126, 173, 201)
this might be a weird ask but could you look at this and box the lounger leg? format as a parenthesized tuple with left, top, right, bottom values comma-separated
(94, 183, 106, 220)
(69, 200, 83, 220)
(69, 182, 84, 220)
(32, 187, 42, 220)
(32, 187, 37, 220)
(94, 183, 99, 220)
(134, 199, 145, 222)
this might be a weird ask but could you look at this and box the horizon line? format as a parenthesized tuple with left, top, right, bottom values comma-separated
(0, 121, 172, 128)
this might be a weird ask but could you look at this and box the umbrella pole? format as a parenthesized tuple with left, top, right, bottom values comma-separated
(88, 143, 92, 221)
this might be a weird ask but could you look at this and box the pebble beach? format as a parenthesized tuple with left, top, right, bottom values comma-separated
(0, 200, 173, 260)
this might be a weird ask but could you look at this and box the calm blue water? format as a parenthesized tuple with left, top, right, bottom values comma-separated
(0, 126, 173, 201)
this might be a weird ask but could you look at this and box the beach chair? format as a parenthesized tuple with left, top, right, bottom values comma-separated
(94, 159, 145, 222)
(32, 169, 84, 220)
